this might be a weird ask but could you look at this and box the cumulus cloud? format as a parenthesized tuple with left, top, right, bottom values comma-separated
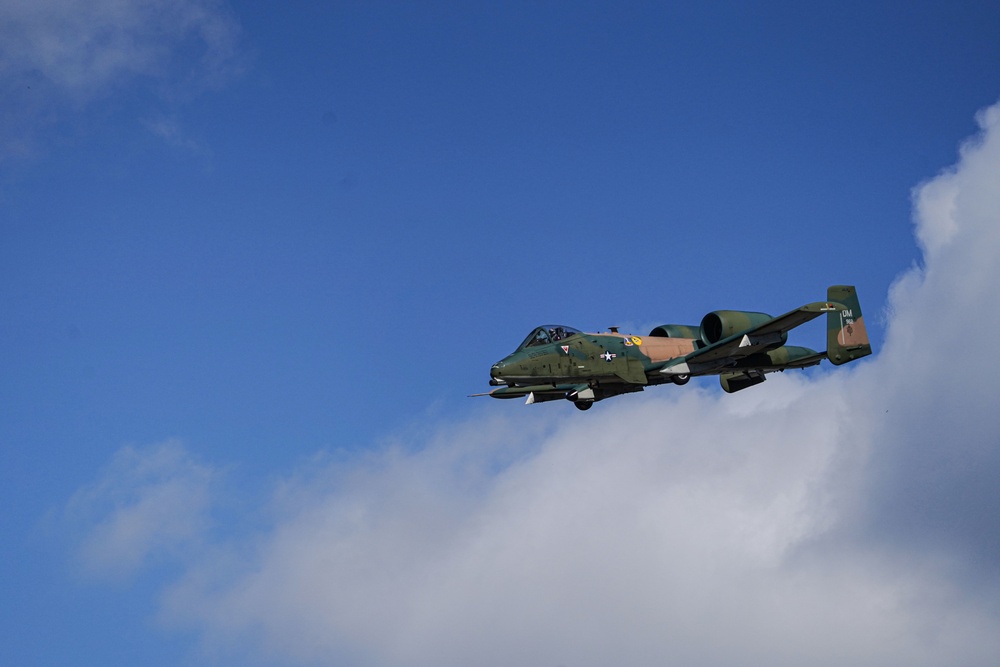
(855, 102, 1000, 583)
(69, 101, 1000, 665)
(0, 0, 241, 157)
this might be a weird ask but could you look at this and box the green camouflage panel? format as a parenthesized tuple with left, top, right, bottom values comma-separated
(490, 329, 688, 386)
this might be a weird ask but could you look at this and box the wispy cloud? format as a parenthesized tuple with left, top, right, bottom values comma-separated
(143, 115, 210, 157)
(66, 440, 215, 579)
(0, 0, 241, 157)
(66, 101, 1000, 665)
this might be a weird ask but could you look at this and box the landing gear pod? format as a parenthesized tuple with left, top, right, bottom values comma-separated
(720, 370, 766, 393)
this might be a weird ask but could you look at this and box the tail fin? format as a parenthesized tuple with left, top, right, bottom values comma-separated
(826, 285, 872, 365)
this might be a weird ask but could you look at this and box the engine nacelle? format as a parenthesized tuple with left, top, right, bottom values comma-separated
(648, 324, 701, 339)
(700, 310, 780, 345)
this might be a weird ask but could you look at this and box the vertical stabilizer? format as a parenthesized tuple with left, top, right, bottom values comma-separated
(827, 285, 872, 365)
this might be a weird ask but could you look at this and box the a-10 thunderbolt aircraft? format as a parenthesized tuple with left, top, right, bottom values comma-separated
(474, 285, 871, 410)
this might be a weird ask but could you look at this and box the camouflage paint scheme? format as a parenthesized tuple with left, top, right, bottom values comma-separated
(475, 285, 872, 410)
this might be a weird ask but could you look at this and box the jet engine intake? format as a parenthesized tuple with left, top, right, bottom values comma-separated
(648, 324, 701, 338)
(700, 310, 777, 345)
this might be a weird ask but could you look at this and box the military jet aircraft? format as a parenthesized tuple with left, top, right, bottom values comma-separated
(474, 285, 871, 410)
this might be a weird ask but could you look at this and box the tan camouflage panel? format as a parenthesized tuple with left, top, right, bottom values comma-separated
(638, 336, 696, 363)
(837, 314, 869, 348)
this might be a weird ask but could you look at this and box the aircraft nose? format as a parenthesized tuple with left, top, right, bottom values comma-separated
(491, 358, 513, 383)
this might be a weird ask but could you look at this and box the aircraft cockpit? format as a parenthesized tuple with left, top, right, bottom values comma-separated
(517, 325, 582, 350)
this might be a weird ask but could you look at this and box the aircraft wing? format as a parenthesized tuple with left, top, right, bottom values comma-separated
(662, 301, 840, 374)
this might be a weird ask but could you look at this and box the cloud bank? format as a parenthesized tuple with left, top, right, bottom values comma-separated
(70, 101, 1000, 666)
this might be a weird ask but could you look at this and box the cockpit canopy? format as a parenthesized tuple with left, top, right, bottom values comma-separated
(517, 325, 582, 351)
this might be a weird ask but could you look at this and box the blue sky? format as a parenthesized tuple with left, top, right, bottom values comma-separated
(4, 2, 1000, 665)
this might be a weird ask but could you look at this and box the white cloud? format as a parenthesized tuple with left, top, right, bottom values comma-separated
(69, 100, 1000, 665)
(858, 101, 1000, 580)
